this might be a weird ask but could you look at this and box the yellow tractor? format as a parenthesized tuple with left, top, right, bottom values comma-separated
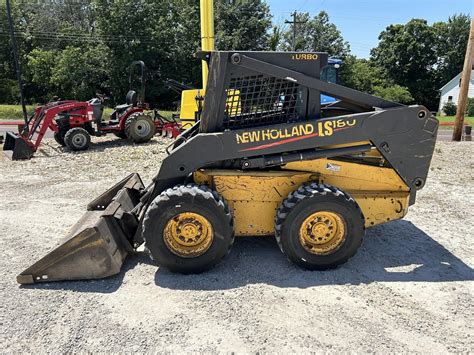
(16, 1, 438, 283)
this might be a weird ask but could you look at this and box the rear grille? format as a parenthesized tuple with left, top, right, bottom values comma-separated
(223, 74, 303, 129)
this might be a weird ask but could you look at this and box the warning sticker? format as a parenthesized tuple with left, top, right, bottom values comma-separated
(326, 163, 341, 172)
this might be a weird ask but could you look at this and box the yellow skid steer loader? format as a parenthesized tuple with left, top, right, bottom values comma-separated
(17, 48, 438, 283)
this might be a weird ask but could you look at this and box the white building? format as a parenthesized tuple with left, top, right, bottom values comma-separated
(438, 68, 474, 114)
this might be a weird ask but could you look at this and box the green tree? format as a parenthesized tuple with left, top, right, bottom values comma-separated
(17, 1, 94, 51)
(93, 0, 273, 106)
(26, 49, 57, 101)
(339, 56, 414, 104)
(281, 11, 349, 57)
(92, 0, 176, 105)
(169, 1, 201, 88)
(215, 0, 272, 51)
(1, 0, 275, 106)
(434, 14, 471, 85)
(0, 2, 17, 103)
(339, 56, 386, 93)
(51, 45, 109, 100)
(371, 15, 472, 110)
(0, 0, 100, 103)
(268, 25, 283, 51)
(371, 19, 438, 109)
(27, 45, 109, 101)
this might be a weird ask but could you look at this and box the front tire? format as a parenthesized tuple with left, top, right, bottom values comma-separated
(64, 127, 91, 151)
(275, 183, 364, 270)
(125, 113, 155, 143)
(143, 184, 234, 274)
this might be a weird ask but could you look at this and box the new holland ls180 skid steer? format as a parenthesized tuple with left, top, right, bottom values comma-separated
(17, 49, 438, 284)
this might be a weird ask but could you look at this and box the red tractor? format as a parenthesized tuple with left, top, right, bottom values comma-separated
(3, 61, 181, 160)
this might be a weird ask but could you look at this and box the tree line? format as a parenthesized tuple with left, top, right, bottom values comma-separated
(0, 0, 470, 111)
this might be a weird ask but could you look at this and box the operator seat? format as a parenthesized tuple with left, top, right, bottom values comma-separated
(114, 90, 138, 113)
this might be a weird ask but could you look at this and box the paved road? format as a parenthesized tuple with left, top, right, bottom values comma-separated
(437, 128, 472, 142)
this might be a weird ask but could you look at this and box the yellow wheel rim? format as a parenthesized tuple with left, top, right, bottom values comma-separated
(164, 212, 214, 258)
(299, 211, 346, 255)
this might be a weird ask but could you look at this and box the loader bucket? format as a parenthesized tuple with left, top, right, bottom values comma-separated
(3, 131, 35, 160)
(17, 173, 145, 284)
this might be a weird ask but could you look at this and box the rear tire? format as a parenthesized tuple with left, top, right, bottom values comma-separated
(54, 132, 66, 146)
(64, 127, 91, 151)
(125, 113, 155, 143)
(275, 183, 364, 270)
(143, 184, 234, 274)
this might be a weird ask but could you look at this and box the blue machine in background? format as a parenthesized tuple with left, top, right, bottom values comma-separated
(321, 58, 343, 104)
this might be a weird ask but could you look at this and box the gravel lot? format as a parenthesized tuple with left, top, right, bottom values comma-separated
(1, 136, 473, 353)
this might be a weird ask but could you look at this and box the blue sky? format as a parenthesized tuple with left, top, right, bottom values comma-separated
(267, 0, 473, 58)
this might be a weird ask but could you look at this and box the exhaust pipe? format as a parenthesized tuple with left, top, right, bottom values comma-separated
(17, 173, 145, 284)
(3, 131, 35, 160)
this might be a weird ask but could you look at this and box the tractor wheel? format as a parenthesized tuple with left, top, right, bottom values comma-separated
(275, 183, 364, 270)
(125, 113, 155, 143)
(143, 184, 234, 274)
(64, 127, 91, 151)
(113, 131, 127, 139)
(54, 132, 66, 146)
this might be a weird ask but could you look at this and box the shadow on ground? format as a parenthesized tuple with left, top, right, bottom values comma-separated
(21, 220, 473, 293)
(154, 220, 473, 290)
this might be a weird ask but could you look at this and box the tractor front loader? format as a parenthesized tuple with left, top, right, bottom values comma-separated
(3, 61, 179, 159)
(3, 100, 90, 160)
(17, 51, 438, 284)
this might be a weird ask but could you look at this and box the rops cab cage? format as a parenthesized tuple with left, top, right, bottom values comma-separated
(17, 51, 438, 284)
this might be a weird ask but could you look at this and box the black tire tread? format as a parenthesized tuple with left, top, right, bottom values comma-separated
(275, 182, 364, 269)
(64, 127, 91, 151)
(124, 112, 155, 143)
(143, 184, 234, 273)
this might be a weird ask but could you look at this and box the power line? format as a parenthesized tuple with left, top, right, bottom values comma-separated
(296, 0, 310, 14)
(1, 29, 154, 40)
(272, 9, 405, 22)
(0, 32, 158, 44)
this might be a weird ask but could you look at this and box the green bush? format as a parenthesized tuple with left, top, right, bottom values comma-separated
(443, 102, 457, 116)
(466, 98, 474, 116)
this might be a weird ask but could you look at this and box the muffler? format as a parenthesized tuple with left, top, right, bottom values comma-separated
(3, 131, 35, 160)
(17, 173, 145, 284)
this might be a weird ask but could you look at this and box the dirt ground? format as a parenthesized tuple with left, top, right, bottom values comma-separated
(1, 136, 473, 353)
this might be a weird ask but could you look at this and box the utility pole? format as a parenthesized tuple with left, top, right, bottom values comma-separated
(285, 11, 307, 51)
(452, 17, 474, 141)
(6, 0, 28, 125)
